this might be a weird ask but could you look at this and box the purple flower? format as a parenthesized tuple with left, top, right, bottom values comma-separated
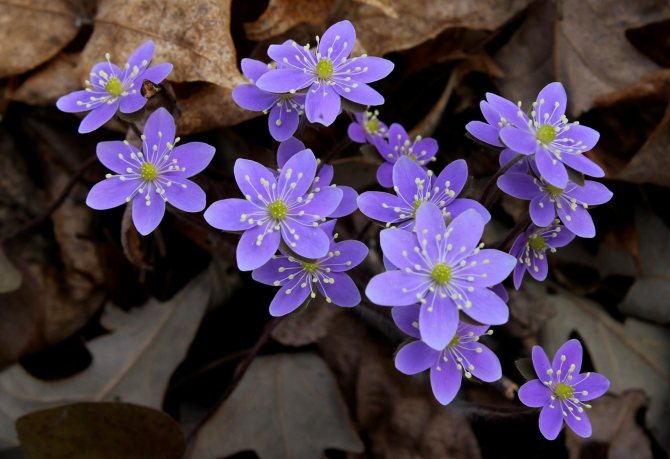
(232, 59, 306, 141)
(357, 156, 490, 230)
(510, 223, 575, 289)
(465, 95, 508, 148)
(277, 137, 358, 217)
(393, 305, 502, 405)
(252, 220, 368, 316)
(347, 110, 388, 144)
(365, 203, 516, 349)
(498, 172, 612, 238)
(256, 20, 394, 126)
(57, 41, 173, 134)
(86, 108, 214, 235)
(518, 339, 610, 440)
(373, 123, 438, 188)
(483, 83, 604, 188)
(204, 149, 343, 271)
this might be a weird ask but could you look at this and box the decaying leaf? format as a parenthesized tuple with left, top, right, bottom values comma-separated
(12, 52, 80, 105)
(190, 352, 363, 459)
(619, 209, 670, 324)
(16, 402, 185, 459)
(244, 0, 335, 41)
(0, 272, 211, 449)
(565, 391, 653, 459)
(349, 0, 532, 56)
(0, 248, 21, 294)
(0, 0, 84, 79)
(270, 298, 341, 347)
(541, 287, 670, 448)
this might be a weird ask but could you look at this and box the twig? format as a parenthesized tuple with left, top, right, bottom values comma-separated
(1, 155, 98, 246)
(168, 348, 250, 393)
(319, 137, 353, 167)
(478, 154, 522, 209)
(185, 316, 283, 449)
(496, 212, 531, 252)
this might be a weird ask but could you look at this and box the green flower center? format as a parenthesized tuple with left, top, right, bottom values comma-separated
(529, 236, 546, 252)
(315, 59, 334, 80)
(140, 163, 158, 181)
(554, 382, 574, 400)
(448, 334, 460, 348)
(301, 262, 319, 273)
(268, 200, 288, 220)
(364, 118, 379, 134)
(537, 124, 557, 144)
(407, 154, 417, 161)
(411, 200, 423, 218)
(545, 184, 563, 197)
(431, 263, 452, 285)
(105, 76, 124, 97)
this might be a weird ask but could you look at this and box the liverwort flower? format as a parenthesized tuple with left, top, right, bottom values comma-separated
(204, 149, 343, 271)
(373, 123, 438, 188)
(465, 96, 508, 148)
(277, 137, 358, 217)
(255, 20, 394, 126)
(509, 222, 575, 289)
(57, 41, 173, 134)
(252, 220, 368, 316)
(357, 156, 490, 230)
(518, 339, 610, 440)
(393, 304, 502, 405)
(485, 82, 604, 188)
(348, 109, 388, 144)
(232, 58, 306, 141)
(365, 203, 516, 349)
(498, 172, 612, 238)
(86, 108, 215, 235)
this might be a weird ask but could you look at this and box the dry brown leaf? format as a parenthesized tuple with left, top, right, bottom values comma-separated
(0, 0, 82, 78)
(0, 248, 21, 293)
(270, 298, 341, 347)
(0, 272, 211, 449)
(565, 391, 652, 459)
(244, 0, 335, 42)
(190, 353, 363, 459)
(13, 52, 80, 105)
(353, 0, 397, 18)
(348, 0, 532, 56)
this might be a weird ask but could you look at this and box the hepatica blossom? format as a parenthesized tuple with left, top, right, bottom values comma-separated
(498, 173, 612, 238)
(233, 58, 306, 141)
(373, 123, 438, 187)
(510, 223, 575, 289)
(365, 203, 516, 349)
(467, 82, 603, 188)
(57, 41, 173, 133)
(393, 305, 501, 405)
(519, 339, 610, 440)
(256, 20, 394, 126)
(86, 108, 215, 235)
(204, 149, 343, 271)
(358, 156, 490, 230)
(348, 110, 388, 144)
(252, 220, 367, 316)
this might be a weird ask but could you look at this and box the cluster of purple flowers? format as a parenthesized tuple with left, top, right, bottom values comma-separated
(57, 21, 611, 443)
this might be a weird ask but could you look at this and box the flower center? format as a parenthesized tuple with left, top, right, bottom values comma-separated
(431, 263, 452, 285)
(268, 199, 288, 220)
(411, 200, 423, 218)
(537, 124, 557, 144)
(301, 262, 319, 273)
(315, 59, 334, 80)
(407, 154, 417, 161)
(364, 118, 379, 134)
(528, 235, 546, 252)
(105, 76, 124, 97)
(554, 382, 574, 400)
(448, 333, 460, 348)
(279, 93, 294, 100)
(140, 162, 159, 181)
(545, 184, 563, 197)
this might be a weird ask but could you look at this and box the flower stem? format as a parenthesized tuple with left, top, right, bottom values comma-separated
(479, 154, 522, 209)
(496, 212, 531, 252)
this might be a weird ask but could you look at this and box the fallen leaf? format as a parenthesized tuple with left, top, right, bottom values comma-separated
(0, 0, 83, 79)
(0, 272, 211, 449)
(270, 298, 341, 347)
(244, 0, 335, 42)
(619, 209, 670, 324)
(190, 352, 363, 459)
(565, 391, 653, 459)
(506, 283, 555, 342)
(0, 248, 21, 294)
(16, 402, 184, 459)
(352, 0, 397, 18)
(349, 0, 532, 56)
(12, 53, 80, 105)
(541, 287, 670, 448)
